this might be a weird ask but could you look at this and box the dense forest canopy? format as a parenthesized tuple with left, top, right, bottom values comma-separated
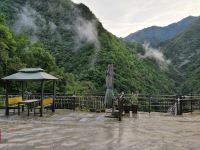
(124, 12, 200, 94)
(0, 0, 178, 94)
(161, 17, 200, 93)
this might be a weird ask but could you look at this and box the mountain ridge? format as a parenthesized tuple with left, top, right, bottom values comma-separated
(160, 16, 200, 93)
(125, 16, 198, 47)
(0, 0, 176, 94)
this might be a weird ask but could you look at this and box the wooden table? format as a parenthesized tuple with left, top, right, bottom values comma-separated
(18, 99, 39, 116)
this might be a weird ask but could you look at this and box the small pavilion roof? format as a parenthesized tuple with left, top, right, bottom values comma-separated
(2, 68, 58, 81)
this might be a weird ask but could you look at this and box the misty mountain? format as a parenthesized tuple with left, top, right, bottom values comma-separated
(125, 16, 197, 47)
(0, 0, 176, 94)
(161, 17, 200, 93)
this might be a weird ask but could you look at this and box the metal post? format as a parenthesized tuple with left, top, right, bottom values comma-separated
(0, 128, 1, 143)
(73, 95, 76, 111)
(180, 99, 182, 115)
(52, 80, 56, 112)
(5, 81, 9, 116)
(112, 97, 115, 114)
(149, 95, 151, 113)
(177, 97, 180, 115)
(190, 93, 193, 113)
(177, 96, 182, 115)
(118, 98, 122, 121)
(174, 98, 177, 116)
(21, 81, 24, 101)
(40, 80, 44, 117)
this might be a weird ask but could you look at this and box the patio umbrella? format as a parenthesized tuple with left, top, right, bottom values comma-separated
(105, 64, 114, 108)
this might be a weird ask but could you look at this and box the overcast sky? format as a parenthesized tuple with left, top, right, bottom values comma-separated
(72, 0, 200, 37)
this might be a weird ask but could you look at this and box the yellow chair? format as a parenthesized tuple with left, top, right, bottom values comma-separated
(8, 96, 23, 114)
(8, 96, 22, 106)
(43, 97, 53, 106)
(34, 97, 54, 115)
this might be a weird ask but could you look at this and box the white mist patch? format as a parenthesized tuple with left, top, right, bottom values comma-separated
(74, 17, 100, 49)
(140, 42, 170, 69)
(13, 6, 37, 32)
(178, 59, 190, 68)
(12, 3, 101, 69)
(49, 21, 57, 33)
(13, 5, 46, 42)
(74, 17, 101, 69)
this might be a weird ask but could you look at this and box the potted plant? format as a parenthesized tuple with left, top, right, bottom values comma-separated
(131, 91, 139, 113)
(123, 97, 132, 114)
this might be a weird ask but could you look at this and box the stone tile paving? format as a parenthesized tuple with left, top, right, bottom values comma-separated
(0, 110, 200, 150)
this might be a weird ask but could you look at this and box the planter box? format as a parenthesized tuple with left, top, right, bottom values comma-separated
(123, 105, 130, 114)
(123, 105, 138, 114)
(0, 106, 5, 109)
(89, 108, 96, 112)
(131, 105, 138, 113)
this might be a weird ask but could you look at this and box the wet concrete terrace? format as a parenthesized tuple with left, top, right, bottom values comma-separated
(0, 110, 200, 150)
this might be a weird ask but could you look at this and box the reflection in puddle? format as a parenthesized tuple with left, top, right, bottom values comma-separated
(0, 110, 200, 150)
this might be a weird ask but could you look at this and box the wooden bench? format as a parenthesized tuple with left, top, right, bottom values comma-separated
(8, 96, 23, 114)
(34, 97, 54, 115)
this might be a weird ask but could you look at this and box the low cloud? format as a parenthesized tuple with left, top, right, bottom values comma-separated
(13, 6, 37, 35)
(13, 5, 46, 42)
(74, 17, 100, 50)
(74, 16, 101, 69)
(140, 42, 170, 69)
(12, 3, 101, 69)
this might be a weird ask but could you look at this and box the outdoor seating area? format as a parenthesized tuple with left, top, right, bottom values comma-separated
(1, 68, 200, 120)
(7, 96, 23, 114)
(1, 68, 58, 117)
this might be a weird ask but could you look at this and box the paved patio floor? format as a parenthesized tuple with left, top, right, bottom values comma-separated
(0, 110, 200, 150)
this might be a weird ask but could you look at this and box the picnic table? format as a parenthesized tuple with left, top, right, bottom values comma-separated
(18, 99, 39, 116)
(2, 68, 58, 116)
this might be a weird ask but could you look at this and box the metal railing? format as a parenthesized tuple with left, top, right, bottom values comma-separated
(27, 94, 105, 111)
(122, 95, 176, 113)
(1, 94, 200, 114)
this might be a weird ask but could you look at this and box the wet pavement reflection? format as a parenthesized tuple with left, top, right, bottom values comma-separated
(0, 110, 200, 150)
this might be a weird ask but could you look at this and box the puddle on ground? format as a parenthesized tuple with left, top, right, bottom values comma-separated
(0, 110, 200, 150)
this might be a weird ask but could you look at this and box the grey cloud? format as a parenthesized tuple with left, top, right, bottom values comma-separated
(72, 0, 200, 37)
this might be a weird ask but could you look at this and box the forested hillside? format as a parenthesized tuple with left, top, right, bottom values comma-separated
(125, 16, 197, 47)
(0, 0, 176, 94)
(161, 17, 200, 93)
(0, 13, 69, 93)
